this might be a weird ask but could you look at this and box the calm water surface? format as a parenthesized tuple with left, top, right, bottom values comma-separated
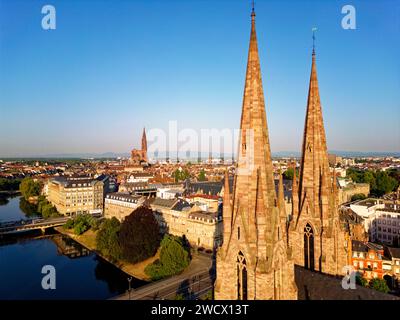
(0, 196, 147, 300)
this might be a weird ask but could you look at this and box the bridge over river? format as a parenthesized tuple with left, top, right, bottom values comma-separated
(0, 216, 70, 235)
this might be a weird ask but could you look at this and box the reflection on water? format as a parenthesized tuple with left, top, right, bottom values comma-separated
(0, 234, 148, 300)
(0, 196, 39, 222)
(18, 198, 39, 218)
(0, 196, 9, 206)
(0, 196, 148, 300)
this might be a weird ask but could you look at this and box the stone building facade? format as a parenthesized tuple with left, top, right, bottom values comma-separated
(47, 175, 104, 216)
(339, 182, 370, 204)
(104, 192, 145, 221)
(150, 198, 222, 250)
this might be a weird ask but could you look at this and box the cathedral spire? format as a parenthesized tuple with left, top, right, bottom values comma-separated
(141, 127, 148, 162)
(215, 7, 297, 301)
(233, 2, 276, 218)
(298, 46, 330, 220)
(141, 127, 147, 151)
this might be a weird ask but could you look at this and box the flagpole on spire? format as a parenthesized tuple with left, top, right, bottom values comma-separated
(312, 27, 318, 55)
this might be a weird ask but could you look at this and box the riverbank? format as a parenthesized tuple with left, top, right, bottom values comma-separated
(55, 226, 159, 281)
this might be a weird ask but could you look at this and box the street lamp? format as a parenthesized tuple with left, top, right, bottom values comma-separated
(127, 277, 133, 300)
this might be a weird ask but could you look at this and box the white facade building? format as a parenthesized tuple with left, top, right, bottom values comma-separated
(350, 199, 400, 245)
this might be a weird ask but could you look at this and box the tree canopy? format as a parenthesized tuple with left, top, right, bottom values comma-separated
(118, 206, 161, 264)
(197, 169, 207, 181)
(63, 214, 94, 235)
(19, 177, 42, 199)
(96, 217, 122, 261)
(283, 167, 298, 180)
(369, 278, 390, 294)
(145, 234, 191, 281)
(173, 169, 191, 182)
(346, 168, 398, 197)
(0, 178, 21, 191)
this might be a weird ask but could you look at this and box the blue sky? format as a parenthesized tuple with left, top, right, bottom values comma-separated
(0, 0, 399, 157)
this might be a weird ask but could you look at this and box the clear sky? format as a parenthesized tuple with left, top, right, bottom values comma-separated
(0, 0, 399, 157)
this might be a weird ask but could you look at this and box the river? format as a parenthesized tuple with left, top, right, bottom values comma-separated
(0, 196, 147, 300)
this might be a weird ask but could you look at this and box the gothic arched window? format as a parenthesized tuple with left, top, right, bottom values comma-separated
(304, 223, 315, 271)
(237, 251, 248, 300)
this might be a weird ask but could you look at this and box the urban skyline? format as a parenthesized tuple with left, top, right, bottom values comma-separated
(0, 0, 399, 158)
(1, 0, 400, 307)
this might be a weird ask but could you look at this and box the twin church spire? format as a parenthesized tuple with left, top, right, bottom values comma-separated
(215, 5, 348, 300)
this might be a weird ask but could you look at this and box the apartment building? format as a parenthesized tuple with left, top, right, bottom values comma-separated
(47, 175, 105, 216)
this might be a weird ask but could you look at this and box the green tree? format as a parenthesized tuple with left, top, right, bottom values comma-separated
(347, 168, 364, 183)
(181, 169, 190, 180)
(356, 274, 368, 287)
(145, 235, 191, 281)
(173, 169, 181, 183)
(118, 206, 161, 263)
(19, 177, 41, 199)
(369, 278, 390, 294)
(0, 178, 21, 191)
(283, 167, 301, 180)
(96, 217, 122, 261)
(363, 171, 376, 191)
(63, 218, 75, 230)
(73, 220, 89, 235)
(36, 196, 60, 218)
(41, 203, 58, 219)
(198, 169, 206, 181)
(62, 214, 92, 235)
(372, 171, 397, 197)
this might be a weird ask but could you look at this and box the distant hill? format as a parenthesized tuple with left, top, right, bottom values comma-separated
(1, 150, 399, 160)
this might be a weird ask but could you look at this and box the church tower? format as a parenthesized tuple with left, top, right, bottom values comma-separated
(214, 7, 297, 300)
(288, 46, 348, 276)
(141, 127, 148, 162)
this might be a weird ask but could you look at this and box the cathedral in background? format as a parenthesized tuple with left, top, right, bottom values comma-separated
(130, 128, 148, 166)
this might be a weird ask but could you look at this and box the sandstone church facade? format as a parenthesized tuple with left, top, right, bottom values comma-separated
(130, 128, 148, 165)
(215, 8, 349, 300)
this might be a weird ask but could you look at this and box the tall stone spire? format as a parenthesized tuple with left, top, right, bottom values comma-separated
(234, 4, 276, 220)
(141, 127, 148, 162)
(215, 7, 297, 300)
(297, 50, 330, 221)
(288, 48, 348, 276)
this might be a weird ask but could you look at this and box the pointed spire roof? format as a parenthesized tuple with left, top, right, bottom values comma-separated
(141, 127, 147, 149)
(233, 8, 276, 219)
(298, 49, 331, 216)
(225, 6, 276, 247)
